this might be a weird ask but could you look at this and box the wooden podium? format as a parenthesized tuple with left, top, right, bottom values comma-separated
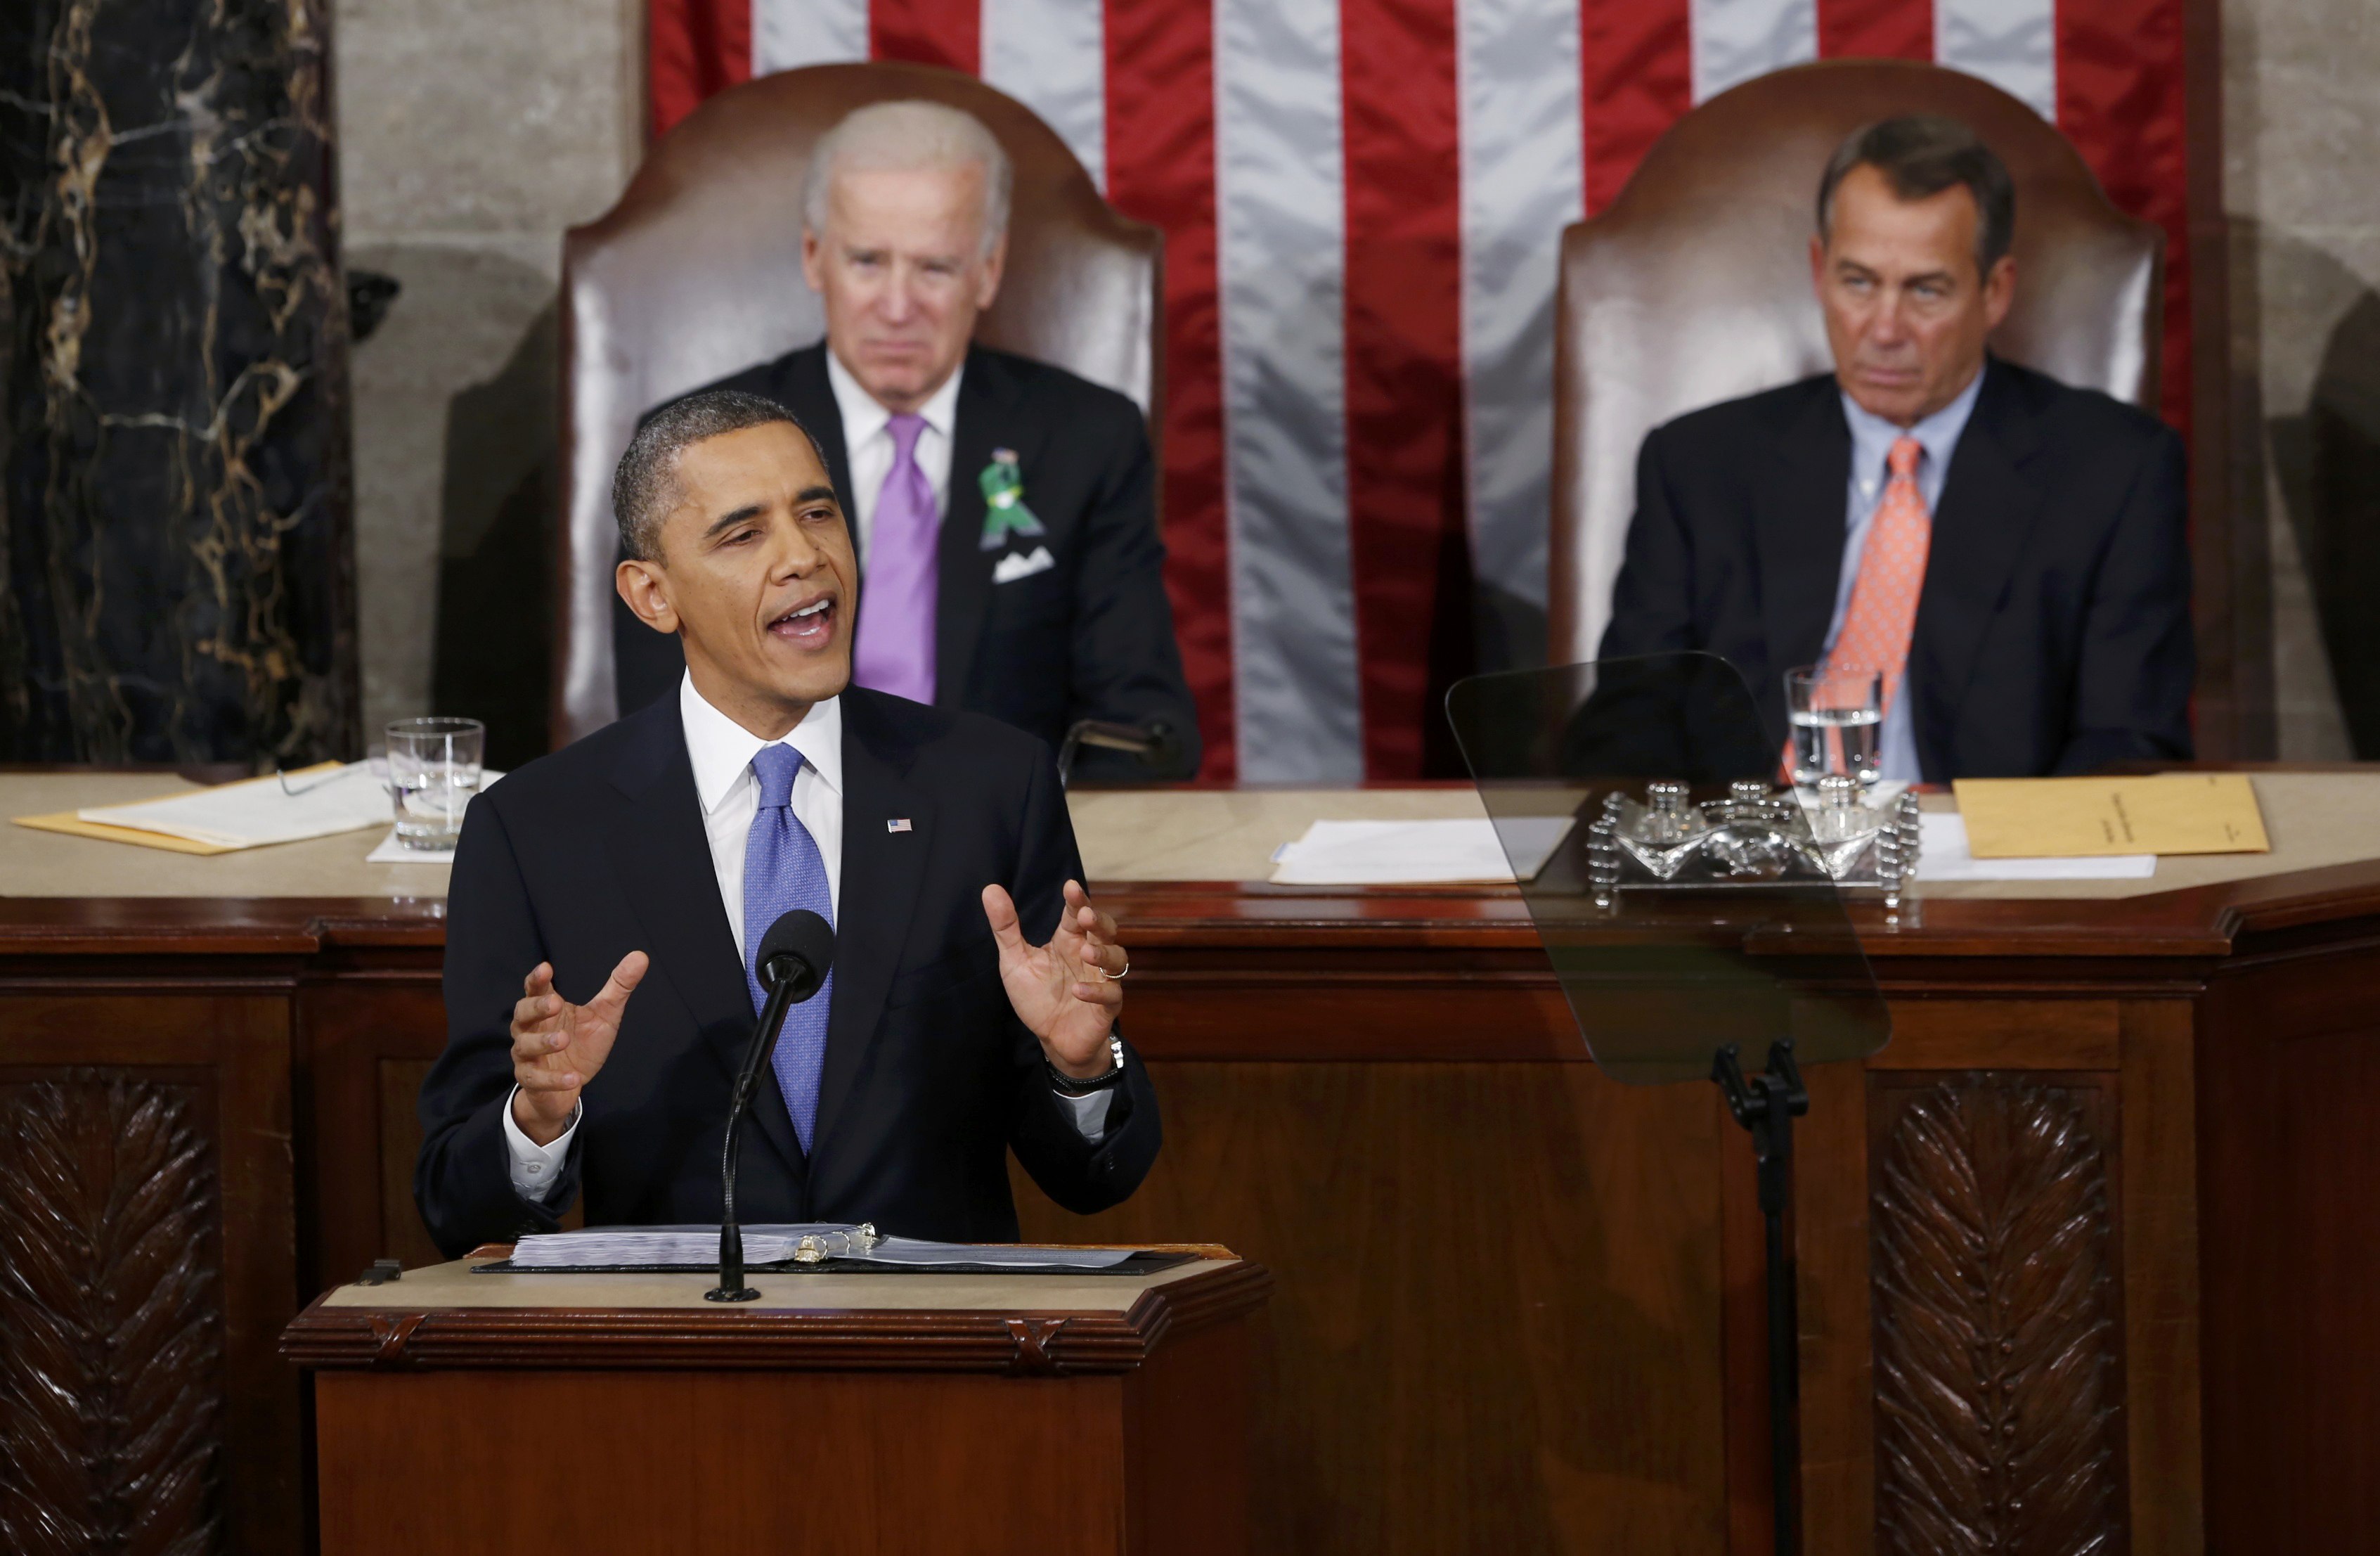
(281, 1248, 1270, 1555)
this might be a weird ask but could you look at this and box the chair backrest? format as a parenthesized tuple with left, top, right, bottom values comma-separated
(1550, 59, 2164, 666)
(555, 62, 1163, 745)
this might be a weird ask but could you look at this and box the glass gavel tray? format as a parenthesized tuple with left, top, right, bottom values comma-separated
(1572, 776, 1921, 904)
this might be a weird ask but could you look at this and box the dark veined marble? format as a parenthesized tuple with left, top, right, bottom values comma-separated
(0, 0, 356, 764)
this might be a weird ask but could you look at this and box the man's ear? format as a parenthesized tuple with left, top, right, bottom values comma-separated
(1981, 253, 2017, 332)
(1807, 233, 1829, 300)
(801, 226, 827, 295)
(975, 227, 1008, 311)
(616, 556, 681, 635)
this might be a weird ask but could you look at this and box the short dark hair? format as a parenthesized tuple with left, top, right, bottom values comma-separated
(1816, 115, 2015, 278)
(612, 389, 822, 562)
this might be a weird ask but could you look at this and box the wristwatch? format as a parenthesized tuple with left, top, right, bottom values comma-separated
(1047, 1032, 1127, 1095)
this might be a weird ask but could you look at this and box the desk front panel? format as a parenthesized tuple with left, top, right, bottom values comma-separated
(6, 840, 2379, 1554)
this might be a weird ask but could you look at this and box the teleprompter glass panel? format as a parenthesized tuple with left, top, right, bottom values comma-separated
(1445, 652, 1889, 1085)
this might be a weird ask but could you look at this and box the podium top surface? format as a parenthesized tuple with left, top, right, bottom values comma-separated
(8, 769, 2380, 902)
(283, 1252, 1272, 1375)
(325, 1251, 1234, 1313)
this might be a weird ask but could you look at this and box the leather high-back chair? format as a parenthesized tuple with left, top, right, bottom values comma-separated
(1550, 59, 2163, 666)
(555, 63, 1162, 745)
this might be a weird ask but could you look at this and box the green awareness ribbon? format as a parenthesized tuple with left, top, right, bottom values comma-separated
(978, 449, 1049, 551)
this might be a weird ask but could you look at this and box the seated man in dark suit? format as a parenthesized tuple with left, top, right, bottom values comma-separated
(615, 100, 1200, 782)
(418, 389, 1160, 1254)
(1598, 115, 2192, 780)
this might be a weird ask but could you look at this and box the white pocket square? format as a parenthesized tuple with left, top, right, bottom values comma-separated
(992, 545, 1056, 584)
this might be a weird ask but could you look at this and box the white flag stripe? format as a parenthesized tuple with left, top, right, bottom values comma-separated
(1214, 0, 1361, 781)
(1935, 0, 2057, 120)
(1690, 0, 1816, 104)
(1457, 0, 1584, 619)
(981, 0, 1108, 191)
(753, 0, 869, 75)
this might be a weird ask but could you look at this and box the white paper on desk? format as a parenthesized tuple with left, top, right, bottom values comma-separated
(1916, 812, 2156, 882)
(77, 763, 393, 849)
(1269, 816, 1572, 886)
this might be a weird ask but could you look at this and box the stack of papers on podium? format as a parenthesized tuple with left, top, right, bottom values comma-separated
(72, 763, 392, 850)
(1269, 816, 1572, 886)
(506, 1224, 1135, 1272)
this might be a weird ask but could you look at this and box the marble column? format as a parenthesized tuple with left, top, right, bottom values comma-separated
(0, 0, 356, 765)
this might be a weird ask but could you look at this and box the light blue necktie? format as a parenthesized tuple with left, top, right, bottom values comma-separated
(744, 743, 834, 1152)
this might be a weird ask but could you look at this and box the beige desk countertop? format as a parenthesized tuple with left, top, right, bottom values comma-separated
(8, 769, 2379, 902)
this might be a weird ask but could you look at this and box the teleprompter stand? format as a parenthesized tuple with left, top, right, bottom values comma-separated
(1447, 652, 1891, 1556)
(1713, 1039, 1811, 1556)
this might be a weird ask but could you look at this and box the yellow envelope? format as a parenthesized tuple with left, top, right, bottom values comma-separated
(10, 763, 346, 855)
(1953, 773, 2271, 859)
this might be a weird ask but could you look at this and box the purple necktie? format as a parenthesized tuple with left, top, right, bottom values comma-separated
(851, 412, 938, 704)
(744, 743, 834, 1152)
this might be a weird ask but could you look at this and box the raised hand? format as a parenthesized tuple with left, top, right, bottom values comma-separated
(981, 879, 1125, 1077)
(508, 952, 648, 1144)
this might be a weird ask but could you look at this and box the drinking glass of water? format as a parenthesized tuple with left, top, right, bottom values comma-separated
(1785, 665, 1883, 787)
(385, 717, 485, 850)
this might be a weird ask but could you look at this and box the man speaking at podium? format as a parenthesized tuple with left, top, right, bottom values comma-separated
(415, 389, 1160, 1257)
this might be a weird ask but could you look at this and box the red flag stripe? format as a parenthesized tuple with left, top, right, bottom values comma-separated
(2057, 0, 2190, 433)
(1103, 0, 1236, 780)
(1341, 0, 1468, 780)
(1579, 0, 1690, 217)
(1817, 0, 1933, 63)
(649, 0, 754, 139)
(869, 0, 980, 72)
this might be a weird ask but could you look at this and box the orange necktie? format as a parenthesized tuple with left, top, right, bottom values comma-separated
(1829, 435, 1931, 716)
(1781, 435, 1930, 781)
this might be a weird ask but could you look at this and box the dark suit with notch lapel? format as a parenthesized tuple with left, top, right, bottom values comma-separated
(413, 685, 1162, 1258)
(615, 342, 1201, 782)
(1597, 356, 2193, 780)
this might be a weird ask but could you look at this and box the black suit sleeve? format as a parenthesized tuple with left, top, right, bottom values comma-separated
(2055, 425, 2194, 773)
(1062, 401, 1203, 781)
(1596, 425, 1698, 660)
(415, 797, 581, 1256)
(1001, 746, 1162, 1214)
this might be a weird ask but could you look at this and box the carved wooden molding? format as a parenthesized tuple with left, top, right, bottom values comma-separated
(282, 1260, 1273, 1376)
(0, 1071, 226, 1552)
(1871, 1074, 2124, 1555)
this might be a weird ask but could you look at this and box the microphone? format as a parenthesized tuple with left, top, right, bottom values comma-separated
(706, 908, 835, 1302)
(1055, 718, 1182, 788)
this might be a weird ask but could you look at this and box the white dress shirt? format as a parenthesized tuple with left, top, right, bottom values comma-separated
(1824, 367, 1986, 784)
(827, 347, 964, 562)
(504, 671, 1110, 1200)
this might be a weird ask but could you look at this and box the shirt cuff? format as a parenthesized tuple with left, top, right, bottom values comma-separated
(501, 1086, 580, 1202)
(1054, 1084, 1115, 1141)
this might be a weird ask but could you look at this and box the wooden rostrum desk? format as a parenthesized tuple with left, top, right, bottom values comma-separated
(4, 770, 2380, 1554)
(280, 1249, 1270, 1555)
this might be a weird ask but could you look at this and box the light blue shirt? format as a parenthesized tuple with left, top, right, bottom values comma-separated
(1823, 368, 1986, 783)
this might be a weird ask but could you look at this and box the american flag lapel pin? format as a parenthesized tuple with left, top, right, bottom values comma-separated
(887, 818, 912, 834)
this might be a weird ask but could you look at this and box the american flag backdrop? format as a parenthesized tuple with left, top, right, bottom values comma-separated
(649, 0, 2191, 782)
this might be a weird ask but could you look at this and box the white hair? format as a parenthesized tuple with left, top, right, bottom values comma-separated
(802, 101, 1013, 259)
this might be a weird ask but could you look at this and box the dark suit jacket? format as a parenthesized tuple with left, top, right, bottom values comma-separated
(414, 686, 1162, 1258)
(616, 342, 1200, 783)
(1597, 357, 2193, 780)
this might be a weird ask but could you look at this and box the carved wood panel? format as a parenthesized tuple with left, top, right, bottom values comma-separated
(0, 1069, 226, 1555)
(1870, 1072, 2126, 1556)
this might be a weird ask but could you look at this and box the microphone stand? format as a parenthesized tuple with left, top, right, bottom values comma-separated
(706, 964, 800, 1303)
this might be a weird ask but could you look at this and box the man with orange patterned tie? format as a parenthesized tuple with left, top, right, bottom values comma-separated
(1598, 115, 2192, 781)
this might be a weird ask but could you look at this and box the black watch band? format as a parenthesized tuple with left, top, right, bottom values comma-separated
(1048, 1033, 1126, 1095)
